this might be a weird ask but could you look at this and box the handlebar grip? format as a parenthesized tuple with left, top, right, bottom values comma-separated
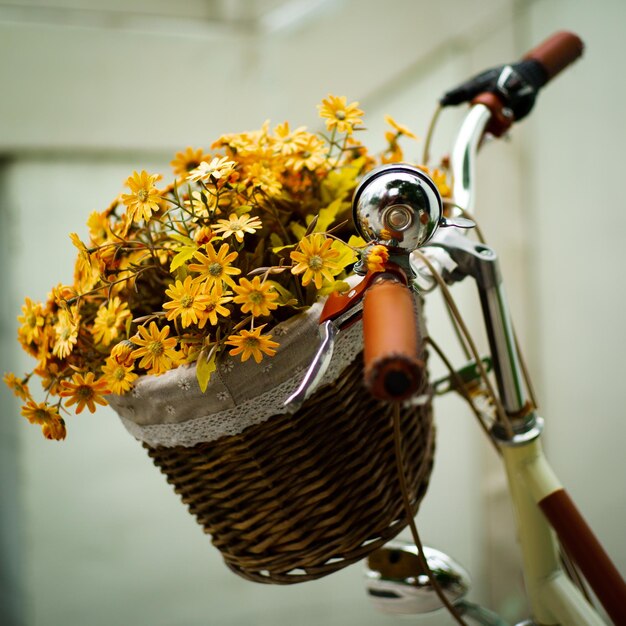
(523, 30, 584, 83)
(362, 277, 425, 402)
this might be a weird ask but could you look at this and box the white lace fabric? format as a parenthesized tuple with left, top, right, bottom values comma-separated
(108, 302, 364, 448)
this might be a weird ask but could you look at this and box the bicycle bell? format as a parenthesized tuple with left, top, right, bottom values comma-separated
(352, 164, 444, 250)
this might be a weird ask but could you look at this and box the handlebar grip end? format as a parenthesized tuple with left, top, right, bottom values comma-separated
(523, 31, 584, 82)
(362, 279, 425, 402)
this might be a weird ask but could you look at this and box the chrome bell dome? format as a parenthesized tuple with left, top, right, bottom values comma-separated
(352, 164, 443, 250)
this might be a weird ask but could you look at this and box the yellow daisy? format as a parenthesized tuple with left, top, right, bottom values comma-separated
(187, 157, 236, 183)
(163, 276, 213, 328)
(188, 242, 241, 289)
(384, 115, 418, 139)
(21, 400, 67, 440)
(285, 134, 328, 172)
(121, 170, 162, 223)
(245, 162, 283, 196)
(101, 356, 138, 395)
(273, 122, 309, 156)
(92, 297, 131, 347)
(213, 213, 262, 243)
(21, 399, 59, 425)
(17, 297, 46, 345)
(86, 210, 113, 245)
(3, 372, 31, 401)
(290, 234, 341, 289)
(53, 306, 80, 359)
(59, 372, 110, 414)
(170, 146, 211, 178)
(232, 276, 279, 317)
(197, 284, 233, 328)
(130, 322, 179, 376)
(225, 325, 279, 364)
(431, 168, 451, 198)
(318, 95, 364, 135)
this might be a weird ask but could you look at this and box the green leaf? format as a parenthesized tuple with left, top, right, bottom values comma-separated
(316, 198, 347, 233)
(347, 234, 367, 248)
(169, 232, 195, 246)
(196, 349, 217, 393)
(271, 243, 297, 254)
(331, 239, 357, 270)
(320, 157, 365, 204)
(169, 245, 197, 272)
(266, 280, 299, 306)
(317, 280, 351, 296)
(270, 233, 284, 249)
(290, 221, 306, 241)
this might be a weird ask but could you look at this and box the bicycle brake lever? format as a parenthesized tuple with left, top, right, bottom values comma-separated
(283, 319, 338, 412)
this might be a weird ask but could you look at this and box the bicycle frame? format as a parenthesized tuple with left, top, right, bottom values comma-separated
(433, 104, 626, 624)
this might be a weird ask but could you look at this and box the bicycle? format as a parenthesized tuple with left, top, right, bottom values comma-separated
(287, 31, 626, 625)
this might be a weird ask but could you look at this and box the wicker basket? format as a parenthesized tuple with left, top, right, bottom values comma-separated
(110, 305, 434, 584)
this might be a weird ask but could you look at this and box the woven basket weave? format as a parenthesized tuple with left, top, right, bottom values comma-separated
(144, 353, 434, 584)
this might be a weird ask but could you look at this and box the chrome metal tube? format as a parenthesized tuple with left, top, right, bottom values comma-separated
(450, 104, 492, 214)
(478, 281, 527, 415)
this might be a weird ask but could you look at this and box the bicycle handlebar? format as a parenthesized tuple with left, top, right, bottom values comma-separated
(362, 275, 425, 402)
(441, 31, 584, 136)
(523, 31, 584, 84)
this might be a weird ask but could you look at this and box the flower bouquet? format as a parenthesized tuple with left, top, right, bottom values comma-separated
(6, 96, 448, 583)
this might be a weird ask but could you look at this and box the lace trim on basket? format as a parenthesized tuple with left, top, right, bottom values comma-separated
(116, 321, 363, 448)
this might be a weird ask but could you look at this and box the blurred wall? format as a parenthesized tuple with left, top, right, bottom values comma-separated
(1, 1, 624, 625)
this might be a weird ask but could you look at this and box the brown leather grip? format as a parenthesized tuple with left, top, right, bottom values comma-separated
(362, 277, 425, 402)
(539, 489, 626, 624)
(523, 31, 584, 82)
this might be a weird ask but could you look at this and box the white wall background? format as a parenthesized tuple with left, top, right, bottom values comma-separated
(1, 1, 624, 625)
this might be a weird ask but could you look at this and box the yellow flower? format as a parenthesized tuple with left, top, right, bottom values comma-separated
(101, 356, 138, 395)
(188, 242, 241, 289)
(53, 306, 80, 359)
(3, 372, 31, 401)
(122, 170, 163, 223)
(225, 325, 279, 363)
(213, 213, 262, 243)
(290, 234, 341, 289)
(431, 168, 451, 198)
(110, 340, 135, 367)
(273, 122, 309, 156)
(232, 276, 279, 317)
(87, 210, 113, 246)
(365, 244, 390, 273)
(92, 297, 131, 347)
(163, 276, 213, 328)
(130, 322, 179, 376)
(285, 134, 328, 172)
(384, 115, 418, 139)
(17, 297, 46, 345)
(194, 225, 214, 245)
(59, 372, 110, 414)
(318, 95, 364, 135)
(245, 163, 283, 196)
(197, 284, 233, 328)
(42, 418, 67, 441)
(170, 146, 211, 178)
(187, 157, 236, 183)
(21, 400, 66, 440)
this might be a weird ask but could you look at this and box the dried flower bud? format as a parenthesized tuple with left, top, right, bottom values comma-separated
(111, 340, 135, 367)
